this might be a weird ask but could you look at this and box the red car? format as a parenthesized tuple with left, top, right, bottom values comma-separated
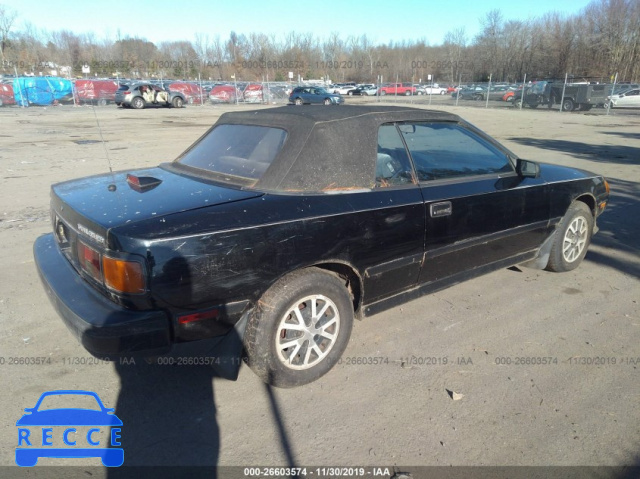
(74, 80, 118, 105)
(243, 83, 267, 103)
(0, 82, 16, 106)
(168, 82, 207, 105)
(502, 90, 516, 102)
(209, 84, 241, 104)
(378, 83, 416, 96)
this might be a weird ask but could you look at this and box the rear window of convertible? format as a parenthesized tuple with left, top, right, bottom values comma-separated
(176, 124, 287, 185)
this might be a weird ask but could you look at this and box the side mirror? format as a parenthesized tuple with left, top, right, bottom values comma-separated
(516, 159, 540, 178)
(398, 124, 416, 134)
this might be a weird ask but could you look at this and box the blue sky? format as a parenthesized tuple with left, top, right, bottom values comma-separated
(5, 0, 593, 46)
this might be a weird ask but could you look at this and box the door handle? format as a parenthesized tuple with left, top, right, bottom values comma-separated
(430, 201, 452, 218)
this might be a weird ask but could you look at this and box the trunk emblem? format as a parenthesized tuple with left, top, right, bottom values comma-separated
(77, 224, 105, 245)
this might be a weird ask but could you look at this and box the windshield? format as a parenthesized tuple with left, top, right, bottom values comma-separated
(176, 124, 287, 186)
(530, 81, 547, 94)
(36, 394, 102, 411)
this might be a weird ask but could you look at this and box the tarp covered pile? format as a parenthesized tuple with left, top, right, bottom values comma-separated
(13, 77, 73, 106)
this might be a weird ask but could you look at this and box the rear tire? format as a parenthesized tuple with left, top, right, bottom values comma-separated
(172, 96, 184, 108)
(562, 98, 575, 112)
(243, 268, 354, 388)
(294, 97, 303, 105)
(546, 202, 593, 272)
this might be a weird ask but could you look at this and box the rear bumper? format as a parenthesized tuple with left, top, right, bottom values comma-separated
(34, 234, 171, 358)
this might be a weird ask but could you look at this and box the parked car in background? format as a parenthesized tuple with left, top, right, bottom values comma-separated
(34, 105, 609, 389)
(378, 83, 416, 96)
(416, 85, 447, 95)
(606, 88, 640, 108)
(289, 86, 344, 105)
(503, 90, 516, 102)
(471, 85, 514, 101)
(331, 84, 357, 95)
(115, 82, 186, 109)
(209, 84, 241, 104)
(346, 84, 376, 96)
(452, 86, 486, 100)
(74, 79, 118, 106)
(168, 82, 207, 105)
(0, 82, 15, 106)
(243, 83, 267, 103)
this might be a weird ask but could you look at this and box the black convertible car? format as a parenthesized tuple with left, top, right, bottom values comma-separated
(34, 106, 609, 387)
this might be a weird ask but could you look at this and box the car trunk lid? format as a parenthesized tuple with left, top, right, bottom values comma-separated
(51, 166, 263, 251)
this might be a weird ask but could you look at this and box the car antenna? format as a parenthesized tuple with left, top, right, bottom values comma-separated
(89, 103, 118, 192)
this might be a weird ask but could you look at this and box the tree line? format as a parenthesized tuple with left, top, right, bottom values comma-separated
(0, 0, 638, 84)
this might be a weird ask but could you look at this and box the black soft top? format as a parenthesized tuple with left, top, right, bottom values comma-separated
(214, 105, 462, 192)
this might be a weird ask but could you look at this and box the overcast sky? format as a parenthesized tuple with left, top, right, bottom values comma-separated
(4, 0, 594, 46)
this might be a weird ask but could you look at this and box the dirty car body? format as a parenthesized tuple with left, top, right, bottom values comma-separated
(34, 106, 609, 387)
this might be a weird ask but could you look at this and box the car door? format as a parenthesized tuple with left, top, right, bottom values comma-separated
(361, 124, 425, 303)
(398, 121, 551, 285)
(309, 87, 323, 104)
(618, 89, 640, 107)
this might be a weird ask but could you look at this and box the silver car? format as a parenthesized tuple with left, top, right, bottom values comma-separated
(115, 82, 186, 109)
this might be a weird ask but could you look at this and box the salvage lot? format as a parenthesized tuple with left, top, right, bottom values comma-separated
(0, 103, 639, 475)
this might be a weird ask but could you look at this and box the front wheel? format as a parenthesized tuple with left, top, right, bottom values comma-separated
(172, 97, 184, 108)
(243, 268, 354, 388)
(546, 202, 593, 272)
(131, 97, 145, 109)
(323, 98, 332, 105)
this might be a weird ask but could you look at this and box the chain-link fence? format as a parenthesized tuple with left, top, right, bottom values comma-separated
(2, 73, 638, 116)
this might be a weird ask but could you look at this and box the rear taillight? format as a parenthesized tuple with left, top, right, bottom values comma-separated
(77, 240, 145, 294)
(103, 256, 145, 294)
(77, 241, 101, 282)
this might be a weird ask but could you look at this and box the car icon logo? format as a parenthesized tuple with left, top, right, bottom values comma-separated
(16, 390, 123, 467)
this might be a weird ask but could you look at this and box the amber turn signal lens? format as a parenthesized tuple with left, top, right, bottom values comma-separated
(102, 256, 145, 294)
(604, 179, 610, 194)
